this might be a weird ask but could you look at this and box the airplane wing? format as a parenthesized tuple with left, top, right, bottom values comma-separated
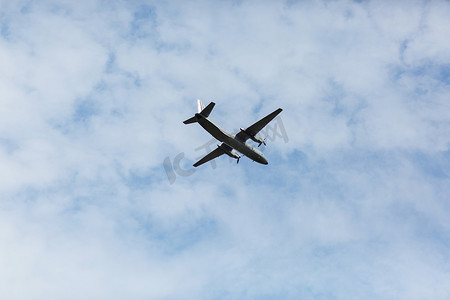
(235, 108, 283, 142)
(193, 146, 226, 167)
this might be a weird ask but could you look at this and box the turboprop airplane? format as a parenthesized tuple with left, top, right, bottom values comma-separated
(183, 100, 282, 167)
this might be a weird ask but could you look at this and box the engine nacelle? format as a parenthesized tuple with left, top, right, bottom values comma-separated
(240, 128, 265, 146)
(217, 144, 240, 159)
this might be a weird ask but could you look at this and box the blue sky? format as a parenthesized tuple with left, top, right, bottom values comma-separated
(1, 0, 450, 299)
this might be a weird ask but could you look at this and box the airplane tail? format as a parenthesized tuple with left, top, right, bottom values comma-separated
(183, 99, 215, 124)
(197, 99, 205, 113)
(199, 101, 214, 117)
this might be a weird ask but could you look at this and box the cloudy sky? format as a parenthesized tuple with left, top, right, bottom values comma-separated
(1, 0, 450, 299)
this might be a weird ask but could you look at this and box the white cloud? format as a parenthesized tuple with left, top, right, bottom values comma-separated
(1, 0, 450, 299)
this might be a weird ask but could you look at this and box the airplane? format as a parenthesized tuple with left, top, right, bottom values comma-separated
(183, 100, 282, 167)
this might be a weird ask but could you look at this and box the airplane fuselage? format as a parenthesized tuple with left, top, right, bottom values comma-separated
(195, 113, 268, 164)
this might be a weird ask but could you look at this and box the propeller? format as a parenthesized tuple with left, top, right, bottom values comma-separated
(258, 138, 267, 147)
(236, 153, 242, 164)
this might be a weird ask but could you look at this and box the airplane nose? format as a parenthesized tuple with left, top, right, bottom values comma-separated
(261, 156, 268, 165)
